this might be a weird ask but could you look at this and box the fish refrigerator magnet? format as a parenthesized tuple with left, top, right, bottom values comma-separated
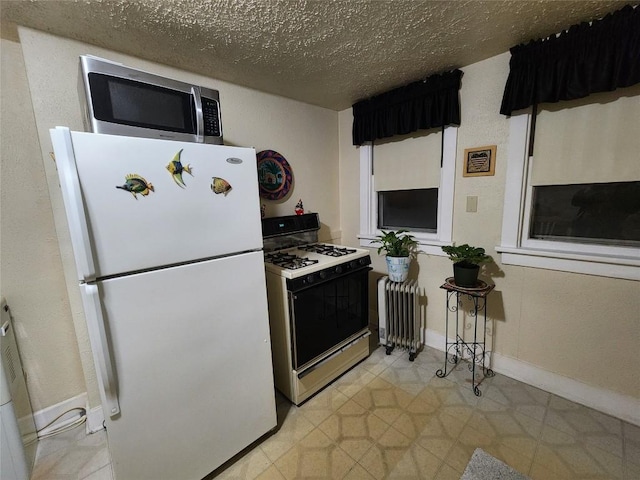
(211, 177, 232, 196)
(116, 174, 154, 199)
(166, 149, 193, 187)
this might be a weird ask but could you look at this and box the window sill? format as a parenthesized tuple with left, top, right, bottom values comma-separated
(496, 245, 640, 281)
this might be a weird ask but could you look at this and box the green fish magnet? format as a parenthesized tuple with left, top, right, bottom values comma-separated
(116, 174, 154, 199)
(166, 149, 193, 187)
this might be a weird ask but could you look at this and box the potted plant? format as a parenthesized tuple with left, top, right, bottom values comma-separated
(373, 230, 419, 282)
(441, 243, 491, 287)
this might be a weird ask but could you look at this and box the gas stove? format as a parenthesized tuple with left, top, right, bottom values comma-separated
(264, 243, 371, 282)
(262, 214, 371, 282)
(261, 213, 371, 405)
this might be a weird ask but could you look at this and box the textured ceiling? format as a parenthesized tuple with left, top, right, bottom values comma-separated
(1, 0, 630, 110)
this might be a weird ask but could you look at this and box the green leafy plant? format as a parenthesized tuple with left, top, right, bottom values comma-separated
(441, 244, 491, 266)
(373, 230, 419, 257)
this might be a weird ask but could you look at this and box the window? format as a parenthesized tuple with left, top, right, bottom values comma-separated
(498, 85, 640, 280)
(378, 188, 438, 232)
(530, 181, 640, 247)
(359, 127, 457, 255)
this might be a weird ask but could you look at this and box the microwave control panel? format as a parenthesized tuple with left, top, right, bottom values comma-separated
(202, 97, 221, 137)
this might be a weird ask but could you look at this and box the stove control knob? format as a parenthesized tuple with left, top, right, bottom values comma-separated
(350, 260, 357, 269)
(319, 271, 327, 280)
(335, 266, 343, 274)
(360, 258, 368, 265)
(306, 274, 314, 284)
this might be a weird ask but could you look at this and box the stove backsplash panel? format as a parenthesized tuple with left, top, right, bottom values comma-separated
(262, 213, 320, 252)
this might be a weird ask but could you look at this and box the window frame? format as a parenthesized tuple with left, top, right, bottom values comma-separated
(497, 110, 640, 280)
(358, 126, 457, 255)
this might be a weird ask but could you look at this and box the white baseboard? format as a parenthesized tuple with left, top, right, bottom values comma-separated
(423, 328, 640, 427)
(86, 404, 105, 434)
(38, 333, 640, 438)
(33, 392, 86, 433)
(33, 392, 106, 435)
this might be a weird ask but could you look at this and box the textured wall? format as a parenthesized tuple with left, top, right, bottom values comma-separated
(8, 27, 339, 411)
(338, 52, 640, 400)
(0, 38, 86, 410)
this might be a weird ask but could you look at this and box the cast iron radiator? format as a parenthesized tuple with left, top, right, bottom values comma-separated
(377, 276, 421, 361)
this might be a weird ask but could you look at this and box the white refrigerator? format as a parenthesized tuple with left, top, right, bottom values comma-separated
(50, 127, 277, 480)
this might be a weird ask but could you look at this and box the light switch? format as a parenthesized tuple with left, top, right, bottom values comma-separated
(466, 196, 478, 213)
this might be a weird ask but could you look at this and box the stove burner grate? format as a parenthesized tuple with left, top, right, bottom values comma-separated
(298, 244, 357, 257)
(281, 259, 319, 270)
(264, 251, 319, 269)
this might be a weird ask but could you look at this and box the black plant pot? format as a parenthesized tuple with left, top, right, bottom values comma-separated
(453, 261, 480, 287)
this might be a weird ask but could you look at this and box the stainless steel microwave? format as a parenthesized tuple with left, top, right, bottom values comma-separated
(78, 55, 223, 144)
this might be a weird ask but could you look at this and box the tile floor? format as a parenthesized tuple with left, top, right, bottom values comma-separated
(31, 345, 639, 480)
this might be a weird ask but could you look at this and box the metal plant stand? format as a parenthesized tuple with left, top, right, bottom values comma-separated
(436, 277, 495, 396)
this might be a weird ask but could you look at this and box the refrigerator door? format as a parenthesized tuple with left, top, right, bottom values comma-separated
(51, 127, 263, 280)
(93, 251, 276, 480)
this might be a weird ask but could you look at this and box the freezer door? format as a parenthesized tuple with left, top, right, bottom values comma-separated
(51, 127, 263, 280)
(94, 252, 276, 480)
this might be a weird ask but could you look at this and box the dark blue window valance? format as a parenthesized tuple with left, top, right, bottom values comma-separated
(352, 69, 462, 146)
(500, 4, 640, 116)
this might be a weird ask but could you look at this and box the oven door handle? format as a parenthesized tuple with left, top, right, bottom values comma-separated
(287, 266, 372, 293)
(287, 291, 298, 372)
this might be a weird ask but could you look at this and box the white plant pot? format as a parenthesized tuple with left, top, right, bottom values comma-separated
(386, 256, 410, 282)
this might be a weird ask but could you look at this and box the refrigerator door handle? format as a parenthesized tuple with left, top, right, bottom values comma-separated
(84, 283, 121, 417)
(50, 127, 97, 282)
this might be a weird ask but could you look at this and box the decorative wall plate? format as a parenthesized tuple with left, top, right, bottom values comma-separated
(257, 150, 293, 200)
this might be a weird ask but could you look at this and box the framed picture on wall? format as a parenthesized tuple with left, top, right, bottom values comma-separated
(463, 145, 497, 177)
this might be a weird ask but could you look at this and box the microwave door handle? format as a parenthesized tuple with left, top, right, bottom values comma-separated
(192, 87, 204, 142)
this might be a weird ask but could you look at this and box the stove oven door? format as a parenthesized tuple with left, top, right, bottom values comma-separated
(288, 267, 370, 370)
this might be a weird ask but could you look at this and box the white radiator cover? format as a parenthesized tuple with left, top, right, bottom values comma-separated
(377, 277, 421, 360)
